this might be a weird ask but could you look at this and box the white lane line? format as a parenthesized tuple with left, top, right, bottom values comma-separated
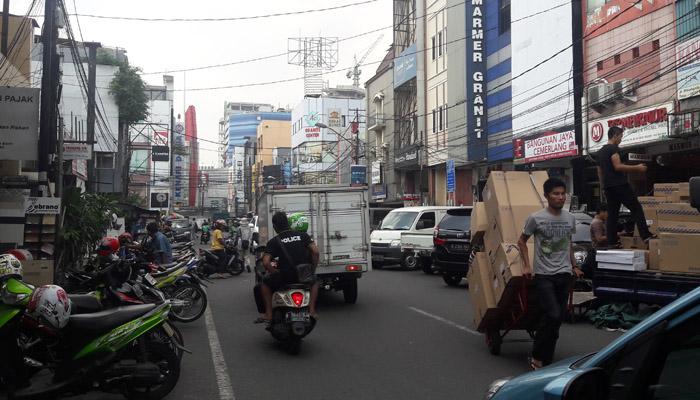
(204, 307, 236, 400)
(408, 306, 480, 336)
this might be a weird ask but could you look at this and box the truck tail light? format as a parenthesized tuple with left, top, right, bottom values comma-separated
(346, 264, 362, 272)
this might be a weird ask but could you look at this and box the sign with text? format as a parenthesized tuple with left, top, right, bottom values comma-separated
(150, 192, 169, 209)
(676, 37, 700, 100)
(394, 44, 417, 88)
(24, 197, 61, 214)
(0, 87, 40, 160)
(446, 159, 455, 193)
(371, 184, 387, 200)
(466, 0, 487, 161)
(328, 108, 342, 128)
(62, 143, 92, 160)
(151, 145, 170, 162)
(371, 160, 381, 184)
(586, 103, 673, 153)
(513, 130, 578, 164)
(395, 144, 420, 169)
(350, 165, 367, 185)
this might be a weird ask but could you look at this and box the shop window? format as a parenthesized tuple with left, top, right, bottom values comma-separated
(632, 47, 640, 58)
(614, 54, 621, 65)
(652, 39, 660, 51)
(499, 0, 511, 34)
(597, 61, 604, 71)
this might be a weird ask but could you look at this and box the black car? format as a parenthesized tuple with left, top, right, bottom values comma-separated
(432, 208, 472, 287)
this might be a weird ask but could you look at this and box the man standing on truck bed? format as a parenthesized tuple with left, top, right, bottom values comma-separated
(518, 177, 584, 370)
(596, 126, 655, 247)
(258, 212, 320, 323)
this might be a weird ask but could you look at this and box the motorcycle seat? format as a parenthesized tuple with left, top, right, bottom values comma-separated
(68, 304, 156, 332)
(151, 263, 184, 278)
(157, 262, 178, 269)
(282, 283, 309, 290)
(69, 294, 103, 314)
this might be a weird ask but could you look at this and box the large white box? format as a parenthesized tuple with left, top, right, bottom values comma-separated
(596, 250, 647, 271)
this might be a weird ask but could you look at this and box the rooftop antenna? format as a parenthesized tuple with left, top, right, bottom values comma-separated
(288, 37, 339, 96)
(347, 34, 384, 87)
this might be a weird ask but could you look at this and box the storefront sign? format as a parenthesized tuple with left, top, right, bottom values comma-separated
(173, 122, 186, 202)
(150, 192, 169, 209)
(677, 37, 700, 100)
(152, 145, 169, 162)
(328, 109, 342, 128)
(371, 160, 381, 184)
(394, 44, 417, 88)
(371, 184, 387, 200)
(586, 103, 673, 153)
(304, 127, 320, 138)
(350, 165, 367, 185)
(466, 0, 487, 161)
(628, 153, 653, 162)
(395, 145, 420, 169)
(513, 130, 578, 163)
(446, 159, 455, 193)
(62, 143, 92, 160)
(0, 87, 40, 161)
(24, 197, 61, 214)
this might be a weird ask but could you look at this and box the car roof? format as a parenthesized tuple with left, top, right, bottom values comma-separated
(389, 206, 472, 212)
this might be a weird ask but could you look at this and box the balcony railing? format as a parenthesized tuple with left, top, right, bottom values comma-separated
(367, 113, 386, 131)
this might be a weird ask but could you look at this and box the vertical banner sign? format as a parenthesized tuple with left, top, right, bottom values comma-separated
(173, 122, 186, 203)
(0, 87, 40, 160)
(350, 165, 367, 185)
(446, 159, 455, 193)
(466, 0, 487, 162)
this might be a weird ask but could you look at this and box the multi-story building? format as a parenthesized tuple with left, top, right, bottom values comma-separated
(291, 86, 365, 185)
(255, 120, 291, 192)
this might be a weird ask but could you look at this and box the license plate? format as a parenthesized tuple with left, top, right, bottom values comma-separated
(162, 322, 175, 337)
(145, 273, 157, 286)
(286, 311, 309, 322)
(372, 255, 384, 261)
(449, 244, 467, 252)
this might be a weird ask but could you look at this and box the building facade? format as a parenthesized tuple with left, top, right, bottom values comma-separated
(255, 120, 292, 191)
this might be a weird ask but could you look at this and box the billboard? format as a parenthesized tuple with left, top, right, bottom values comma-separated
(511, 2, 574, 139)
(0, 87, 39, 161)
(586, 103, 672, 153)
(466, 1, 487, 161)
(676, 37, 700, 100)
(584, 0, 673, 38)
(150, 192, 169, 209)
(152, 145, 169, 162)
(394, 44, 417, 88)
(513, 130, 578, 164)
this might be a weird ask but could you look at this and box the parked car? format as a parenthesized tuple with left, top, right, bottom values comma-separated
(432, 208, 472, 286)
(485, 285, 700, 400)
(170, 218, 192, 240)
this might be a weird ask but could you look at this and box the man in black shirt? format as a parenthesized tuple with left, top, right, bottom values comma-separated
(596, 126, 653, 247)
(259, 211, 320, 322)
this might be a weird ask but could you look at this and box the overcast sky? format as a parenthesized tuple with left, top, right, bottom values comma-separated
(11, 0, 392, 166)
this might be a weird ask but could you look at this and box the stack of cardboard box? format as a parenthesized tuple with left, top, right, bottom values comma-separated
(467, 171, 548, 329)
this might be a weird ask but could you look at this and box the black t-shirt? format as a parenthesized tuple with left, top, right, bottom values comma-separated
(597, 143, 627, 189)
(265, 230, 313, 273)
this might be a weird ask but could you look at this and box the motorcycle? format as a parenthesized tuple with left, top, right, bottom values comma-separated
(199, 230, 210, 244)
(0, 277, 181, 399)
(198, 239, 245, 277)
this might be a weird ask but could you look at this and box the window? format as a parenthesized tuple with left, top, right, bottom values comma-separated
(614, 54, 621, 65)
(96, 153, 114, 169)
(443, 27, 447, 55)
(652, 324, 700, 399)
(432, 109, 437, 133)
(342, 115, 347, 127)
(443, 106, 448, 129)
(499, 0, 511, 34)
(431, 36, 436, 60)
(438, 106, 443, 131)
(597, 61, 604, 71)
(129, 149, 149, 174)
(438, 31, 443, 57)
(416, 212, 436, 230)
(632, 47, 640, 58)
(652, 39, 660, 51)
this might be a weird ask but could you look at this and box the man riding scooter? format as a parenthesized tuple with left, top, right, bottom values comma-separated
(257, 212, 320, 323)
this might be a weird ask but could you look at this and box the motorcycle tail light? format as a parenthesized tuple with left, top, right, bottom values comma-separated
(291, 292, 304, 307)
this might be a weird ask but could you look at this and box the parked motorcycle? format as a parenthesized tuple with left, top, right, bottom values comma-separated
(200, 230, 210, 244)
(198, 239, 245, 277)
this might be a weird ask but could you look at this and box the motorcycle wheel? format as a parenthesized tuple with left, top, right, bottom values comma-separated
(226, 259, 245, 276)
(126, 342, 180, 400)
(169, 283, 208, 323)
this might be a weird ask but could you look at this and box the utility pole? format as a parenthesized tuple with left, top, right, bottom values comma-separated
(38, 0, 59, 188)
(85, 42, 100, 192)
(1, 0, 10, 56)
(353, 108, 360, 165)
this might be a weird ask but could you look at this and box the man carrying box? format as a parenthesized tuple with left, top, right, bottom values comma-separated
(518, 177, 583, 370)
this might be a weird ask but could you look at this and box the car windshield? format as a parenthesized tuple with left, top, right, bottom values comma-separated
(379, 212, 418, 230)
(171, 220, 190, 229)
(439, 212, 470, 231)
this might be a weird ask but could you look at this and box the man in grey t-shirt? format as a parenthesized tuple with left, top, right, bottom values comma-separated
(518, 177, 583, 370)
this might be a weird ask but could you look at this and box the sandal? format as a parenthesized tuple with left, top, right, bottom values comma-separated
(528, 357, 542, 371)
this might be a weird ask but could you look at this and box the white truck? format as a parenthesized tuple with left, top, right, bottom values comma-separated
(256, 184, 372, 304)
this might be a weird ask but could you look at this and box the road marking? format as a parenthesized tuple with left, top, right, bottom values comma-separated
(204, 307, 236, 400)
(408, 306, 480, 336)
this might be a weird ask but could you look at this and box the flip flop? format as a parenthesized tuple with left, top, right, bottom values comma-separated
(253, 317, 271, 324)
(528, 357, 542, 371)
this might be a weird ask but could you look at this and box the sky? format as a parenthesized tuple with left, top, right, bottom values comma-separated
(10, 0, 393, 166)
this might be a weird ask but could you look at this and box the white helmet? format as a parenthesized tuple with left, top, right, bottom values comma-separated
(0, 254, 22, 280)
(27, 285, 72, 329)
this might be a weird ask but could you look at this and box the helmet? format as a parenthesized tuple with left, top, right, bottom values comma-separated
(97, 237, 120, 257)
(26, 285, 71, 329)
(0, 254, 22, 280)
(118, 232, 133, 244)
(288, 213, 309, 233)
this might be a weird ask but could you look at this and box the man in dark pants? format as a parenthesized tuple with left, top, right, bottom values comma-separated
(518, 177, 583, 370)
(597, 126, 654, 247)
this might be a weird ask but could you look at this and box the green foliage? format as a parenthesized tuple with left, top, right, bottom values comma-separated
(110, 63, 149, 126)
(59, 188, 117, 271)
(95, 49, 121, 66)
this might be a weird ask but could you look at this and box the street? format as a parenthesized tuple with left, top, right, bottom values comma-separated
(76, 260, 620, 400)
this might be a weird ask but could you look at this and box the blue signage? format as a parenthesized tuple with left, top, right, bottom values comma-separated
(466, 1, 487, 162)
(394, 44, 417, 88)
(371, 184, 387, 200)
(446, 159, 455, 193)
(350, 165, 367, 185)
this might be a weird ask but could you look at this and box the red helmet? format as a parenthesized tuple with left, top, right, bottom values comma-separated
(97, 237, 120, 257)
(118, 232, 133, 244)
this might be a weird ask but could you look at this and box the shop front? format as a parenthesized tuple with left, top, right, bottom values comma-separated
(394, 144, 426, 205)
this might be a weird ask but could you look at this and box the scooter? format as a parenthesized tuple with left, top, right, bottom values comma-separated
(198, 239, 245, 277)
(199, 230, 210, 244)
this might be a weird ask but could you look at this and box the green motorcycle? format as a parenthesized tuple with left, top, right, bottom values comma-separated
(0, 278, 181, 400)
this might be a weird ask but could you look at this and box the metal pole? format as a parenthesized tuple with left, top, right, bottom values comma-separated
(85, 42, 100, 192)
(1, 0, 9, 55)
(56, 116, 64, 198)
(38, 0, 58, 183)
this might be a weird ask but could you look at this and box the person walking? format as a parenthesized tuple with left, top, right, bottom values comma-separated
(518, 177, 583, 370)
(596, 126, 654, 247)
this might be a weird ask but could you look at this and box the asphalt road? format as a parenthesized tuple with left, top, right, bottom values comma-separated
(73, 261, 621, 400)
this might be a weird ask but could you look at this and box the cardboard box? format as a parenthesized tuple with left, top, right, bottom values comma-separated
(470, 202, 488, 242)
(489, 243, 534, 301)
(679, 182, 690, 197)
(482, 171, 548, 248)
(621, 235, 648, 249)
(596, 249, 647, 271)
(23, 259, 54, 286)
(648, 239, 660, 270)
(657, 203, 700, 223)
(658, 233, 700, 274)
(654, 183, 680, 198)
(467, 252, 498, 328)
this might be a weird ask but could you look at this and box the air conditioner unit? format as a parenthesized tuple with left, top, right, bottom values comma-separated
(611, 79, 639, 99)
(588, 83, 609, 107)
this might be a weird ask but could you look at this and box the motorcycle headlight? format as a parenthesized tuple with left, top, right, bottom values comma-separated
(484, 378, 510, 400)
(574, 249, 588, 267)
(390, 240, 401, 248)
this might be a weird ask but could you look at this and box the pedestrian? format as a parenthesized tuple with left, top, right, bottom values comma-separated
(596, 126, 655, 247)
(518, 177, 583, 370)
(145, 222, 173, 265)
(590, 203, 609, 249)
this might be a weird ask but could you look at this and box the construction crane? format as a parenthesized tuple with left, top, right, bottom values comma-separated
(347, 34, 384, 87)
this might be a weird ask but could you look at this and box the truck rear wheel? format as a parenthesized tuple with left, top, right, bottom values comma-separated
(343, 278, 358, 304)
